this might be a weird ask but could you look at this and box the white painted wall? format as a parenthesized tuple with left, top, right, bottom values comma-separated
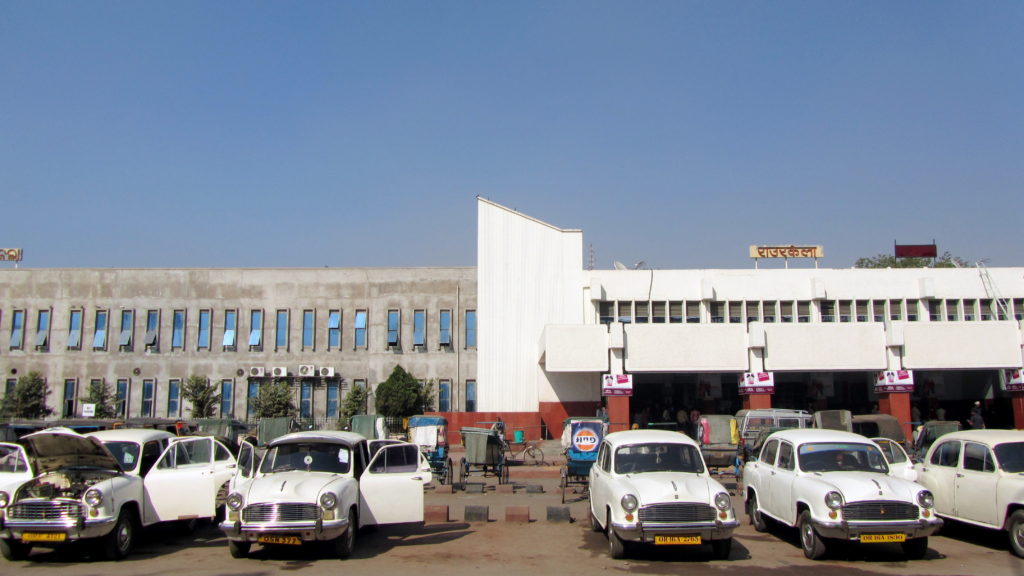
(763, 324, 887, 371)
(623, 324, 748, 371)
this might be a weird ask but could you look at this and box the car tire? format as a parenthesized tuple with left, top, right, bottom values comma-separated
(0, 538, 31, 561)
(901, 537, 928, 560)
(607, 510, 626, 559)
(1008, 510, 1024, 558)
(711, 538, 732, 560)
(335, 507, 357, 559)
(749, 493, 768, 533)
(589, 507, 602, 533)
(798, 510, 827, 560)
(228, 540, 251, 559)
(103, 508, 137, 561)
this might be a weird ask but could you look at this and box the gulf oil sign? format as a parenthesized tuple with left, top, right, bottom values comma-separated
(571, 422, 601, 452)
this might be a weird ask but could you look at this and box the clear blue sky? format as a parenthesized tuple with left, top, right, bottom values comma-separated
(2, 2, 1020, 270)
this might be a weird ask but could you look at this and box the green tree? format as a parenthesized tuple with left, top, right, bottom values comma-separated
(340, 383, 368, 429)
(854, 251, 968, 269)
(81, 379, 118, 419)
(0, 371, 53, 419)
(249, 381, 295, 419)
(374, 365, 432, 419)
(182, 375, 221, 418)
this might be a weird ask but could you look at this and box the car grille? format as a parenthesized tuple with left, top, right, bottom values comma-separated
(638, 503, 716, 523)
(843, 501, 918, 521)
(242, 503, 319, 523)
(8, 500, 84, 521)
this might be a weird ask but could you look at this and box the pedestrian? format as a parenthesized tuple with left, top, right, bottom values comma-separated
(969, 401, 985, 429)
(911, 405, 921, 424)
(935, 405, 946, 420)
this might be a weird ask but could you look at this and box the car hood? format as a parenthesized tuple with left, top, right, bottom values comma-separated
(243, 471, 350, 503)
(812, 472, 921, 502)
(622, 473, 713, 504)
(21, 430, 121, 474)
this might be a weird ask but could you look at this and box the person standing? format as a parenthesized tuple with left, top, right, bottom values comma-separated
(969, 401, 985, 429)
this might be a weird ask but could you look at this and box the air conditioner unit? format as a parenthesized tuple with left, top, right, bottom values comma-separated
(298, 364, 316, 377)
(271, 366, 288, 378)
(249, 366, 266, 377)
(319, 366, 335, 377)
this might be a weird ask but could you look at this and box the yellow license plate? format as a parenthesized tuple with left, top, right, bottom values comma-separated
(861, 533, 906, 543)
(257, 535, 303, 546)
(22, 532, 67, 543)
(654, 535, 701, 545)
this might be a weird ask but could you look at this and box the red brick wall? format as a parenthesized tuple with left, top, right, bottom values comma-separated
(426, 412, 542, 445)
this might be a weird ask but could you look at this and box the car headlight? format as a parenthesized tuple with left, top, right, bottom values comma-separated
(320, 492, 337, 510)
(918, 490, 934, 509)
(226, 492, 244, 511)
(620, 494, 638, 512)
(824, 491, 843, 510)
(714, 492, 731, 511)
(84, 488, 103, 508)
(0, 491, 8, 508)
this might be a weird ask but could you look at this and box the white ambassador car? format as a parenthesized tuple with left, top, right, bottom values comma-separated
(743, 429, 941, 560)
(220, 431, 431, 559)
(0, 443, 34, 498)
(0, 428, 237, 561)
(914, 430, 1024, 557)
(588, 429, 738, 560)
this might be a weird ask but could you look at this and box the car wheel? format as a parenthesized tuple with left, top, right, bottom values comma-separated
(0, 538, 31, 561)
(748, 493, 768, 533)
(1008, 510, 1024, 558)
(228, 540, 251, 559)
(711, 538, 732, 560)
(607, 510, 626, 559)
(798, 510, 827, 560)
(103, 508, 137, 560)
(335, 507, 357, 559)
(589, 507, 602, 533)
(901, 537, 928, 560)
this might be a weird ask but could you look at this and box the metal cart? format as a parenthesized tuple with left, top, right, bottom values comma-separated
(459, 426, 507, 486)
(560, 417, 607, 503)
(408, 415, 453, 485)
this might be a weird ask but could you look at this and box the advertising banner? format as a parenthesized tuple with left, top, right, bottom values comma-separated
(602, 374, 633, 397)
(739, 372, 775, 395)
(875, 370, 914, 393)
(1006, 369, 1024, 392)
(570, 421, 604, 453)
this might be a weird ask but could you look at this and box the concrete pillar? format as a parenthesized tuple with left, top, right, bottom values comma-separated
(607, 395, 631, 433)
(879, 392, 912, 441)
(1012, 392, 1024, 430)
(742, 393, 772, 410)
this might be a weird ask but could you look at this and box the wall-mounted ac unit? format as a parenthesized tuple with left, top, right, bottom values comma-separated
(319, 366, 335, 377)
(298, 364, 316, 377)
(249, 366, 266, 377)
(271, 366, 288, 378)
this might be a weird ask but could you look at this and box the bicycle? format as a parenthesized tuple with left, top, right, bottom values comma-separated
(502, 438, 546, 466)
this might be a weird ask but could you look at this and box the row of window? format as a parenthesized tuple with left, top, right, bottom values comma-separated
(2, 308, 478, 354)
(3, 377, 477, 421)
(599, 298, 1024, 325)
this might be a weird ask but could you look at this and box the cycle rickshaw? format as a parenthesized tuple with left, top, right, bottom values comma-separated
(408, 415, 453, 485)
(459, 426, 508, 486)
(560, 416, 607, 503)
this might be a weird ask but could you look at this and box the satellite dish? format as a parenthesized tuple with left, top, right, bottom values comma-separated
(613, 261, 627, 270)
(634, 261, 647, 270)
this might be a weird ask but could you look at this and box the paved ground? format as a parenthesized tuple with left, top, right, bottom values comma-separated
(7, 439, 1024, 575)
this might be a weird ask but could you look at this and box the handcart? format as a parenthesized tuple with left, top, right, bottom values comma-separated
(408, 415, 453, 485)
(696, 414, 740, 476)
(459, 426, 508, 486)
(560, 417, 607, 503)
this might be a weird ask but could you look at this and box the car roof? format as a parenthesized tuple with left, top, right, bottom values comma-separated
(268, 430, 366, 447)
(88, 428, 176, 443)
(929, 429, 1024, 445)
(604, 429, 698, 447)
(766, 428, 873, 445)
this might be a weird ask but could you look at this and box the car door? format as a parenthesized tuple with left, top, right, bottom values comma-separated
(917, 439, 960, 517)
(751, 439, 780, 519)
(768, 440, 798, 525)
(588, 443, 611, 525)
(956, 441, 999, 526)
(0, 442, 32, 492)
(143, 437, 217, 524)
(230, 439, 258, 491)
(874, 438, 917, 482)
(359, 443, 426, 526)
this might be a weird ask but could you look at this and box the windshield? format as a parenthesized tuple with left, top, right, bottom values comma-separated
(102, 441, 141, 472)
(798, 442, 889, 473)
(0, 445, 28, 473)
(259, 442, 351, 474)
(994, 442, 1024, 473)
(614, 443, 705, 474)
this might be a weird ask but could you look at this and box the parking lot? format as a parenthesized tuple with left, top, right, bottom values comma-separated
(6, 440, 1023, 576)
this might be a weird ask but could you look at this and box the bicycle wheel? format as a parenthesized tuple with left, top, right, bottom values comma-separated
(524, 445, 545, 466)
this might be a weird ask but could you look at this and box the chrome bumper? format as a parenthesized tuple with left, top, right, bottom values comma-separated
(1, 517, 117, 543)
(612, 519, 740, 543)
(811, 517, 943, 540)
(219, 517, 350, 543)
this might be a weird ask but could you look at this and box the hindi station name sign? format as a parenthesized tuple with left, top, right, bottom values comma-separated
(749, 245, 823, 259)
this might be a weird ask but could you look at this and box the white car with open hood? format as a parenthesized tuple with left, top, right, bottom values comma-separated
(743, 428, 942, 560)
(220, 430, 431, 559)
(0, 428, 236, 561)
(588, 429, 739, 560)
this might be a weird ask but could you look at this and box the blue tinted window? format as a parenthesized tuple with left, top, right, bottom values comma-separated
(172, 310, 185, 349)
(9, 310, 24, 348)
(247, 381, 259, 418)
(439, 380, 451, 412)
(67, 310, 83, 349)
(465, 310, 476, 348)
(145, 310, 159, 348)
(413, 310, 425, 346)
(327, 382, 339, 418)
(387, 310, 400, 346)
(439, 310, 451, 345)
(142, 380, 155, 417)
(119, 310, 134, 347)
(466, 380, 476, 413)
(355, 310, 367, 348)
(275, 310, 288, 349)
(93, 310, 108, 349)
(35, 310, 51, 348)
(249, 310, 263, 347)
(116, 379, 128, 418)
(168, 380, 180, 416)
(62, 379, 76, 417)
(300, 381, 312, 419)
(198, 310, 211, 349)
(328, 310, 341, 349)
(223, 310, 237, 347)
(221, 380, 233, 416)
(302, 310, 314, 349)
